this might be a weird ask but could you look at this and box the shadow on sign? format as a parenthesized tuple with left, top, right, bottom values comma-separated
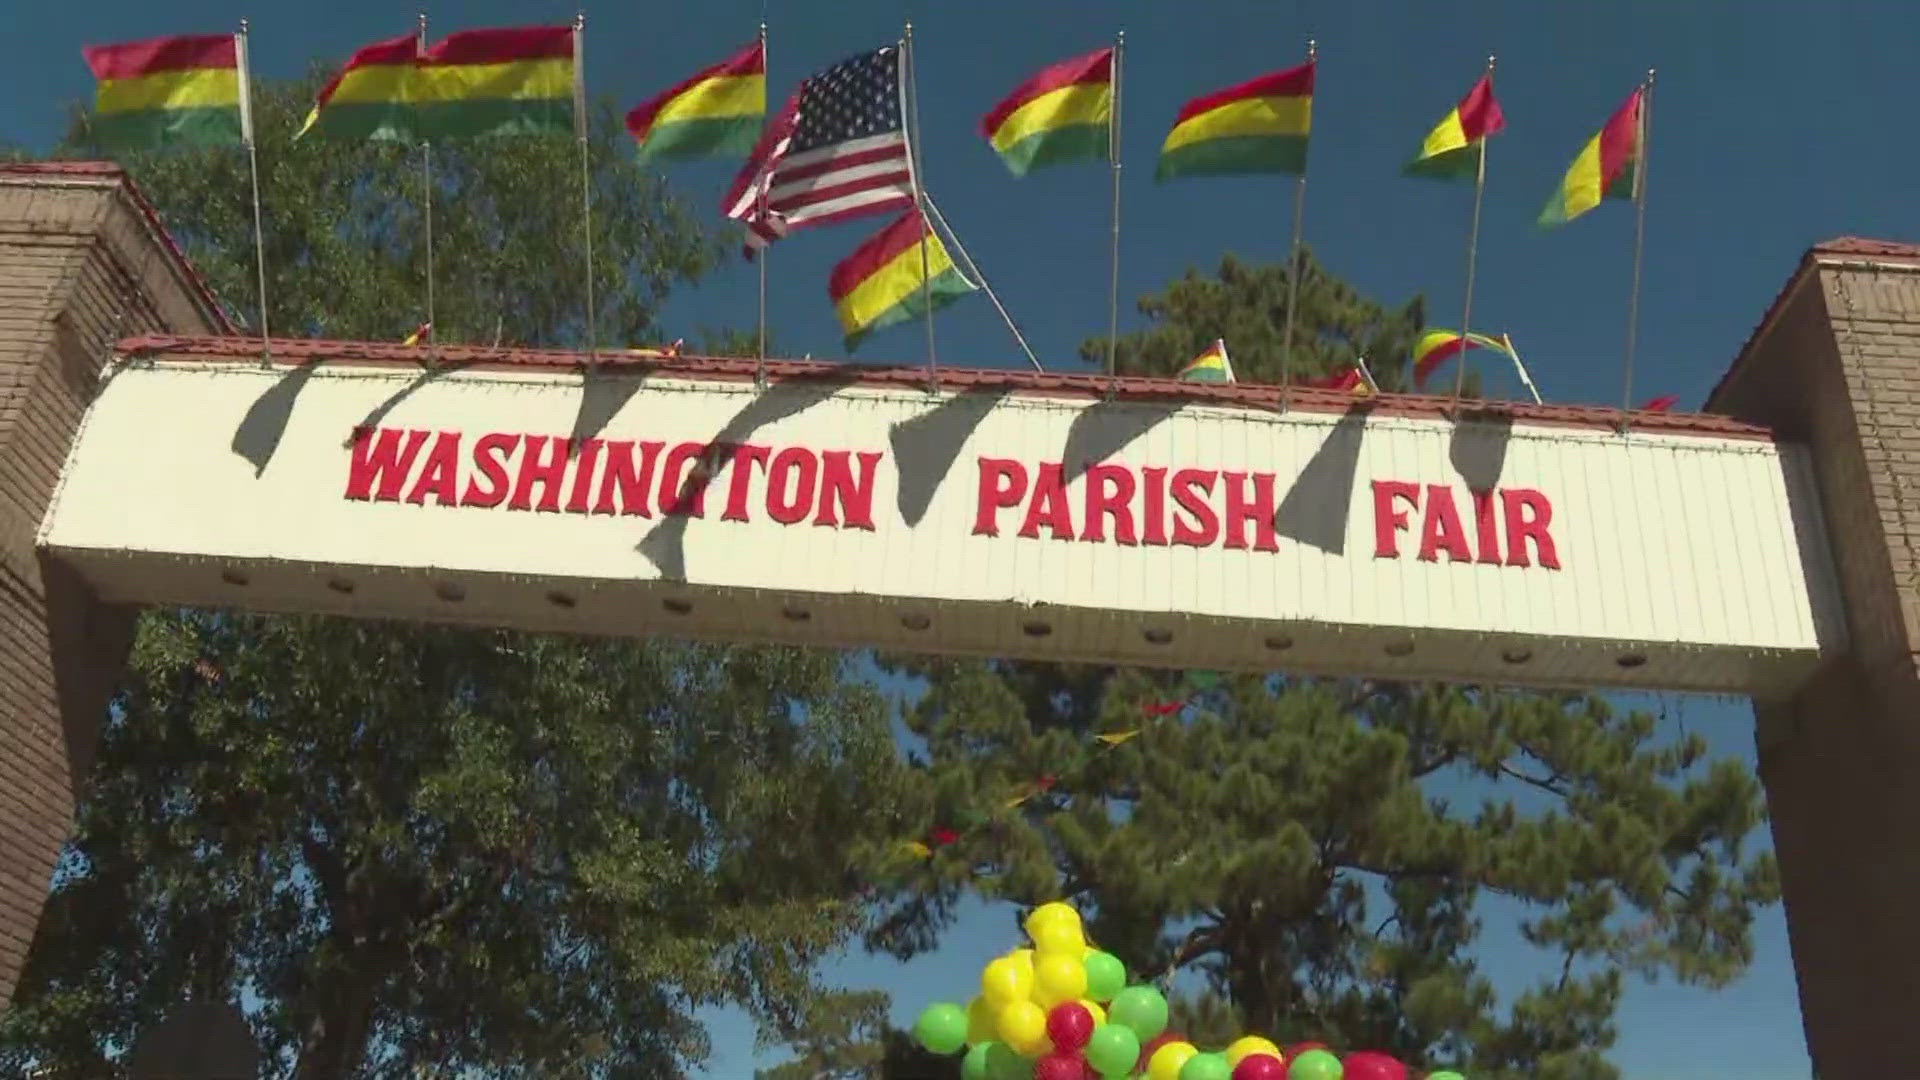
(637, 370, 863, 581)
(230, 360, 319, 477)
(889, 387, 1012, 527)
(1276, 406, 1368, 554)
(1449, 409, 1513, 491)
(1062, 398, 1185, 485)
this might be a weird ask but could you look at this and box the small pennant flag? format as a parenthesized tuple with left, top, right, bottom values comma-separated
(1405, 72, 1504, 179)
(1094, 730, 1140, 747)
(1306, 367, 1372, 395)
(1143, 700, 1184, 717)
(1641, 394, 1679, 412)
(1539, 87, 1644, 228)
(902, 840, 932, 859)
(401, 321, 432, 346)
(1176, 339, 1235, 383)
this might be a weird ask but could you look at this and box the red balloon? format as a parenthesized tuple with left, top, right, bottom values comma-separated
(1046, 1002, 1095, 1052)
(1136, 1031, 1185, 1073)
(1232, 1054, 1288, 1080)
(1342, 1051, 1408, 1080)
(1033, 1051, 1088, 1080)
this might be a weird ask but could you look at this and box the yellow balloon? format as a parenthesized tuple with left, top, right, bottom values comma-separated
(1008, 947, 1035, 976)
(1033, 952, 1089, 1007)
(1078, 999, 1107, 1026)
(980, 956, 1032, 1006)
(965, 997, 997, 1045)
(1024, 901, 1082, 941)
(1226, 1036, 1284, 1066)
(1147, 1041, 1198, 1080)
(996, 999, 1049, 1055)
(1031, 919, 1084, 957)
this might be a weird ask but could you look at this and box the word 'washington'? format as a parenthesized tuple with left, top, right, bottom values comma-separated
(344, 427, 883, 527)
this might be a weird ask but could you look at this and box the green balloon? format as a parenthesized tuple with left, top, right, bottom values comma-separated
(1084, 1023, 1141, 1077)
(1107, 985, 1169, 1041)
(985, 1042, 1028, 1080)
(914, 1002, 969, 1055)
(1084, 951, 1127, 1002)
(960, 1042, 995, 1080)
(1426, 1073, 1466, 1080)
(1287, 1048, 1344, 1080)
(1180, 1051, 1232, 1080)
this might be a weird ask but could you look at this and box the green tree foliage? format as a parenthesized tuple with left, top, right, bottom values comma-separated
(0, 75, 910, 1078)
(863, 261, 1780, 1080)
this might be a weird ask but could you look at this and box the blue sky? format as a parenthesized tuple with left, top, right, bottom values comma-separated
(11, 0, 1902, 1076)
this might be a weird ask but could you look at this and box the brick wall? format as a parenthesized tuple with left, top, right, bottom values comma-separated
(0, 166, 223, 1008)
(1710, 245, 1920, 1077)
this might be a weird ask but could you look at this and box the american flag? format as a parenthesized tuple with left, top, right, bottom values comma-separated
(723, 46, 916, 251)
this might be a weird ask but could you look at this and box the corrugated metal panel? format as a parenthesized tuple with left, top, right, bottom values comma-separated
(39, 359, 1846, 696)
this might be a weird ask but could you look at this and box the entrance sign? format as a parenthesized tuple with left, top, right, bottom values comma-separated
(41, 348, 1842, 695)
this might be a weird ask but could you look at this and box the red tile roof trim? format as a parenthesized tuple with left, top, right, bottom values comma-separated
(1, 161, 235, 335)
(118, 334, 1776, 441)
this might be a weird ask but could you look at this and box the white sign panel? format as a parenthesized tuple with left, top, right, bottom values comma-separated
(40, 354, 1846, 695)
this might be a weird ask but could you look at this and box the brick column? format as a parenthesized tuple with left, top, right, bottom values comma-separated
(0, 164, 226, 1006)
(1708, 239, 1920, 1077)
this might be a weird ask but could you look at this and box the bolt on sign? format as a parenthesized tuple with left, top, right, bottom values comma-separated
(41, 349, 1845, 695)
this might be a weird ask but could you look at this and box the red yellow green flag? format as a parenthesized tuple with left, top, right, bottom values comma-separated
(299, 26, 576, 141)
(829, 210, 977, 352)
(81, 34, 244, 149)
(1176, 339, 1235, 383)
(1306, 367, 1372, 395)
(1412, 329, 1511, 388)
(1157, 61, 1312, 181)
(980, 47, 1114, 176)
(1405, 72, 1504, 179)
(401, 321, 432, 346)
(626, 40, 766, 162)
(1538, 88, 1643, 228)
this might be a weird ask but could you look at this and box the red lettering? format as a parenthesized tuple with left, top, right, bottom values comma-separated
(564, 438, 604, 514)
(973, 457, 1028, 537)
(816, 450, 882, 529)
(1019, 463, 1076, 541)
(723, 444, 772, 523)
(658, 441, 711, 517)
(404, 431, 461, 507)
(1222, 471, 1279, 552)
(1081, 464, 1138, 544)
(1501, 488, 1560, 569)
(593, 440, 661, 516)
(1470, 487, 1502, 564)
(509, 435, 570, 512)
(1371, 480, 1421, 558)
(767, 447, 818, 525)
(1169, 469, 1219, 547)
(1417, 484, 1473, 563)
(460, 433, 520, 508)
(1141, 467, 1169, 546)
(345, 426, 430, 502)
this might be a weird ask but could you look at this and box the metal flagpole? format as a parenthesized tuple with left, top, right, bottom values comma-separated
(1355, 354, 1380, 395)
(416, 15, 436, 365)
(236, 20, 270, 366)
(1452, 54, 1494, 405)
(1621, 69, 1654, 426)
(902, 24, 937, 392)
(1504, 334, 1543, 404)
(923, 194, 1043, 372)
(1278, 38, 1315, 413)
(574, 13, 597, 370)
(1105, 31, 1124, 389)
(755, 21, 769, 386)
